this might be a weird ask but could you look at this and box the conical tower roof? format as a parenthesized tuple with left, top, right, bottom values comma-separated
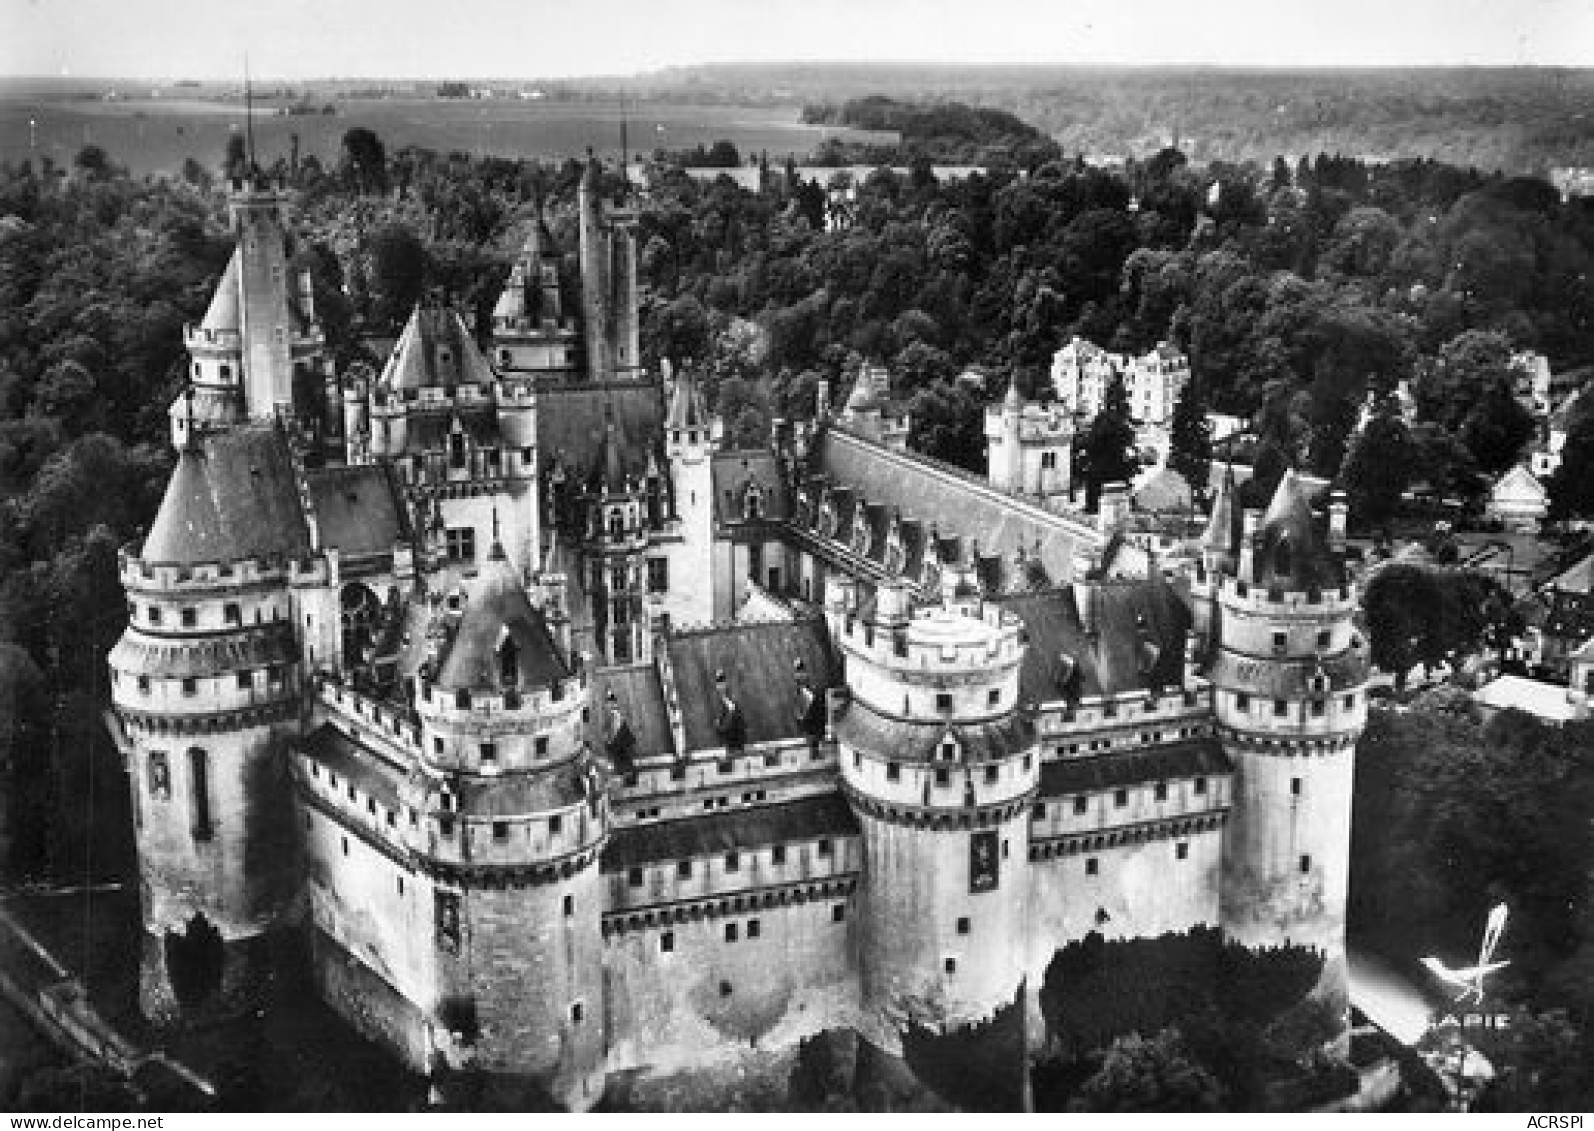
(199, 250, 242, 335)
(1254, 467, 1340, 591)
(380, 305, 498, 390)
(666, 369, 710, 431)
(433, 541, 569, 693)
(1200, 463, 1241, 560)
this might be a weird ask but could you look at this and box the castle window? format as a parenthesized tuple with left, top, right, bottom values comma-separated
(886, 762, 901, 782)
(747, 919, 761, 939)
(1273, 699, 1288, 718)
(434, 737, 444, 754)
(817, 839, 832, 858)
(725, 923, 739, 943)
(1234, 693, 1250, 712)
(647, 558, 669, 593)
(187, 748, 212, 840)
(1317, 629, 1331, 648)
(670, 765, 686, 782)
(771, 845, 786, 865)
(1272, 630, 1287, 654)
(1113, 789, 1128, 808)
(988, 688, 1000, 707)
(1034, 803, 1046, 820)
(936, 692, 953, 713)
(1299, 854, 1312, 874)
(1310, 699, 1326, 718)
(563, 894, 574, 917)
(1154, 782, 1167, 802)
(1086, 858, 1099, 876)
(480, 742, 497, 765)
(549, 815, 562, 835)
(521, 446, 532, 464)
(456, 690, 471, 710)
(1176, 843, 1189, 860)
(833, 905, 846, 923)
(449, 432, 466, 469)
(147, 752, 170, 800)
(439, 816, 454, 836)
(677, 860, 692, 879)
(1343, 694, 1356, 711)
(181, 607, 197, 627)
(1194, 776, 1208, 795)
(148, 605, 162, 625)
(608, 510, 625, 539)
(445, 527, 476, 563)
(181, 677, 197, 697)
(236, 671, 251, 690)
(220, 364, 231, 382)
(627, 867, 644, 887)
(956, 917, 971, 935)
(984, 765, 1000, 786)
(1073, 796, 1088, 815)
(660, 931, 675, 953)
(940, 741, 956, 761)
(944, 957, 957, 974)
(1291, 777, 1302, 796)
(535, 736, 548, 757)
(342, 837, 349, 856)
(934, 768, 950, 788)
(725, 851, 740, 873)
(570, 1002, 584, 1024)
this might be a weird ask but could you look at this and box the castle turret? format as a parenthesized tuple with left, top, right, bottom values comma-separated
(665, 371, 715, 628)
(829, 577, 1039, 1049)
(1210, 469, 1368, 1017)
(577, 158, 613, 382)
(407, 542, 609, 1108)
(108, 425, 310, 1021)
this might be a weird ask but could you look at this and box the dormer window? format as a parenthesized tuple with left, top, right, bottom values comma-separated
(608, 509, 625, 539)
(449, 431, 466, 469)
(744, 486, 762, 521)
(497, 633, 520, 688)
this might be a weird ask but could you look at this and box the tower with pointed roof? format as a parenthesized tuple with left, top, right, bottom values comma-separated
(109, 422, 310, 1021)
(663, 370, 716, 628)
(1207, 469, 1369, 1015)
(576, 156, 641, 383)
(489, 217, 579, 382)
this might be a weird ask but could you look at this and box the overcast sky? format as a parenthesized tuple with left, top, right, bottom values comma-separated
(6, 0, 1593, 79)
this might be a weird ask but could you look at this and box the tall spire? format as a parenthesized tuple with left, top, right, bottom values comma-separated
(244, 54, 257, 181)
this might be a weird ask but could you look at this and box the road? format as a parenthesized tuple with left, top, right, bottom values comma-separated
(1348, 948, 1442, 1045)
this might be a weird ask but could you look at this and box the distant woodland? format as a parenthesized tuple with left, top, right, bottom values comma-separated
(575, 64, 1594, 174)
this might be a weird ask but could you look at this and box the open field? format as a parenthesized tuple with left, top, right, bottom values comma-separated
(0, 88, 884, 178)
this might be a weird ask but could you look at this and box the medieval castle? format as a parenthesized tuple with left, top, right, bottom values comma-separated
(106, 162, 1369, 1109)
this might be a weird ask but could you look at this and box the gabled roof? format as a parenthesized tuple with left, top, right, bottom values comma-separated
(601, 793, 858, 871)
(712, 450, 790, 526)
(665, 618, 839, 752)
(379, 306, 498, 391)
(809, 426, 1100, 587)
(433, 548, 569, 693)
(1493, 464, 1547, 501)
(141, 425, 310, 565)
(993, 577, 1192, 705)
(306, 463, 407, 557)
(592, 664, 674, 759)
(539, 381, 665, 488)
(200, 250, 242, 334)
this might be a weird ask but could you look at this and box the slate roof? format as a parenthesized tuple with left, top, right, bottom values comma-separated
(832, 696, 1037, 764)
(539, 381, 665, 487)
(665, 372, 710, 431)
(1253, 469, 1343, 592)
(1038, 738, 1231, 797)
(712, 451, 791, 526)
(601, 792, 859, 870)
(300, 723, 403, 809)
(665, 618, 839, 752)
(307, 464, 407, 557)
(380, 306, 498, 390)
(433, 550, 570, 693)
(808, 426, 1100, 587)
(200, 251, 241, 334)
(453, 758, 592, 816)
(993, 577, 1193, 705)
(1206, 647, 1370, 697)
(592, 664, 675, 758)
(141, 425, 310, 566)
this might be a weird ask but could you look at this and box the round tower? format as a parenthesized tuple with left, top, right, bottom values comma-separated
(109, 443, 306, 1022)
(829, 576, 1039, 1049)
(1210, 471, 1369, 1012)
(408, 544, 609, 1110)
